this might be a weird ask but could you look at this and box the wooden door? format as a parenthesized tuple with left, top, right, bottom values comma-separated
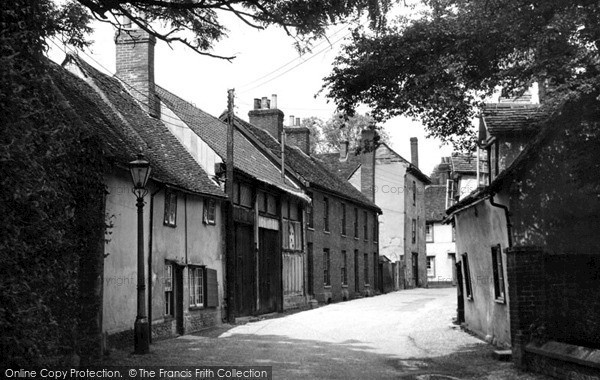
(174, 266, 184, 335)
(258, 228, 280, 314)
(412, 252, 419, 287)
(235, 223, 255, 317)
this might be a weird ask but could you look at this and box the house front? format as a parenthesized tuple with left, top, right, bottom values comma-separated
(424, 185, 456, 287)
(58, 54, 227, 350)
(319, 134, 430, 290)
(228, 98, 382, 304)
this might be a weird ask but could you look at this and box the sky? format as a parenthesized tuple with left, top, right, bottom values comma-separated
(47, 11, 453, 176)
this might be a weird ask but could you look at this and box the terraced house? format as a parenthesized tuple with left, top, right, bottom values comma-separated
(225, 97, 382, 304)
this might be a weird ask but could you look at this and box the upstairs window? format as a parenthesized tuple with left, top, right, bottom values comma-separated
(413, 180, 416, 206)
(373, 214, 378, 242)
(323, 197, 330, 232)
(307, 192, 314, 228)
(425, 223, 433, 242)
(411, 219, 417, 244)
(353, 208, 359, 238)
(341, 203, 347, 236)
(164, 190, 177, 227)
(363, 211, 368, 240)
(203, 198, 216, 225)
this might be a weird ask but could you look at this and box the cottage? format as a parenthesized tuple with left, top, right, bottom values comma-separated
(319, 136, 430, 290)
(57, 54, 227, 350)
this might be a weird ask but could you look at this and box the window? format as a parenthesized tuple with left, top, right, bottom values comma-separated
(462, 253, 473, 300)
(411, 219, 417, 244)
(363, 211, 368, 240)
(341, 250, 347, 286)
(323, 249, 330, 286)
(353, 208, 359, 238)
(307, 243, 313, 295)
(203, 198, 216, 225)
(425, 223, 433, 242)
(307, 192, 314, 228)
(323, 197, 329, 232)
(239, 183, 253, 208)
(412, 180, 416, 206)
(164, 190, 177, 227)
(373, 252, 378, 288)
(164, 264, 173, 316)
(189, 267, 204, 307)
(364, 253, 369, 285)
(354, 250, 360, 292)
(491, 244, 505, 302)
(341, 203, 347, 236)
(452, 224, 456, 242)
(426, 256, 435, 278)
(373, 214, 378, 242)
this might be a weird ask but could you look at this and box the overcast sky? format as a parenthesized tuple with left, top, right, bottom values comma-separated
(47, 12, 453, 176)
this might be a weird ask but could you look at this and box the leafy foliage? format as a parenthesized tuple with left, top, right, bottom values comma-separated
(323, 0, 600, 149)
(1, 0, 106, 366)
(75, 0, 392, 59)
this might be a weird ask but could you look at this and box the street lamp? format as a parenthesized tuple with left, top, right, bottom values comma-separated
(129, 153, 151, 354)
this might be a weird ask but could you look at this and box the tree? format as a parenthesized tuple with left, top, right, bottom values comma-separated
(71, 0, 391, 59)
(323, 1, 600, 149)
(320, 112, 390, 153)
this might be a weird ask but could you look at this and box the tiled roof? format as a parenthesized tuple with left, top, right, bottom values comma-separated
(316, 152, 362, 179)
(156, 87, 303, 197)
(425, 185, 448, 222)
(59, 55, 225, 198)
(483, 103, 543, 134)
(230, 116, 380, 212)
(450, 153, 489, 174)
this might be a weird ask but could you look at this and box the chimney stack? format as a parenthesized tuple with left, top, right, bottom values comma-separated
(115, 24, 160, 118)
(284, 126, 311, 155)
(289, 115, 295, 127)
(248, 94, 284, 141)
(360, 129, 376, 202)
(410, 137, 419, 168)
(340, 141, 349, 161)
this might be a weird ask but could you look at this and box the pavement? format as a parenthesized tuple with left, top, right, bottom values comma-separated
(106, 288, 551, 379)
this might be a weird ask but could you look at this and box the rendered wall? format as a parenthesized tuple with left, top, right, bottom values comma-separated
(426, 222, 456, 285)
(455, 198, 511, 347)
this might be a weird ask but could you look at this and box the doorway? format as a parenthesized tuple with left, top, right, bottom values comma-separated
(412, 252, 419, 287)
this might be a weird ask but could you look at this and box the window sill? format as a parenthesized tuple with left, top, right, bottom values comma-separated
(494, 297, 506, 304)
(307, 227, 314, 231)
(163, 315, 175, 321)
(324, 231, 330, 235)
(341, 234, 347, 238)
(324, 285, 331, 289)
(189, 305, 205, 311)
(163, 223, 177, 228)
(364, 284, 370, 287)
(341, 284, 348, 288)
(354, 237, 359, 240)
(466, 296, 474, 302)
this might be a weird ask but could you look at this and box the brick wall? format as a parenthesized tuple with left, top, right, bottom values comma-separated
(285, 127, 310, 155)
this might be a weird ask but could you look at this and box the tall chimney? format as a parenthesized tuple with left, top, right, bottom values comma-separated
(410, 137, 419, 168)
(115, 26, 159, 118)
(289, 115, 295, 127)
(340, 141, 349, 161)
(360, 129, 376, 202)
(248, 94, 284, 141)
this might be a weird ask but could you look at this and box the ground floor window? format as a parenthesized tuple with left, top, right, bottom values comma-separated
(462, 253, 473, 300)
(165, 264, 173, 316)
(323, 248, 331, 286)
(341, 250, 347, 286)
(491, 244, 505, 302)
(427, 256, 435, 278)
(364, 253, 369, 285)
(189, 266, 204, 307)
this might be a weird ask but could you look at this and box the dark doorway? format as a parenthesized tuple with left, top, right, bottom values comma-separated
(412, 252, 419, 287)
(174, 265, 184, 335)
(235, 223, 255, 317)
(456, 262, 465, 323)
(354, 250, 360, 293)
(307, 242, 313, 296)
(258, 228, 280, 314)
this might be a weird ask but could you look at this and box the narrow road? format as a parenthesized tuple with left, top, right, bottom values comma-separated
(109, 288, 550, 379)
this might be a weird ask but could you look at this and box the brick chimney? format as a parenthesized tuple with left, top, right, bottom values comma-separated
(115, 26, 160, 118)
(410, 137, 419, 168)
(284, 125, 311, 155)
(360, 129, 376, 202)
(248, 94, 284, 141)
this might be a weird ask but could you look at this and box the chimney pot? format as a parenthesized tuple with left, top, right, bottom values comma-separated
(254, 98, 261, 110)
(271, 94, 277, 109)
(295, 117, 300, 126)
(289, 115, 295, 127)
(261, 97, 269, 109)
(410, 137, 419, 168)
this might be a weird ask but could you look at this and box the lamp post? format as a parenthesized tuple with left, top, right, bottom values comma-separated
(129, 153, 151, 354)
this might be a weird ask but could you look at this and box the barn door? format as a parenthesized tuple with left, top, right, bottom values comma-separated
(258, 228, 280, 314)
(235, 223, 255, 317)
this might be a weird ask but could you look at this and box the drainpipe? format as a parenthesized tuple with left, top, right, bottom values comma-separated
(489, 194, 512, 248)
(147, 185, 163, 344)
